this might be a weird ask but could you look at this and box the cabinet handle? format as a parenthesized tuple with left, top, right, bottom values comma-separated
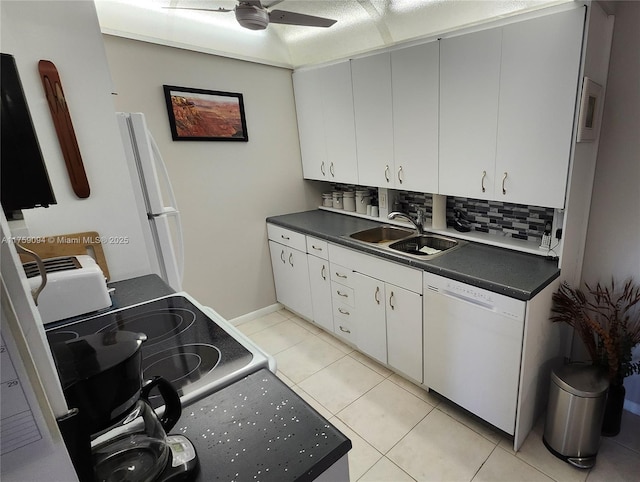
(389, 291, 395, 310)
(502, 172, 508, 195)
(336, 272, 347, 279)
(337, 290, 348, 298)
(289, 253, 294, 267)
(281, 234, 290, 240)
(321, 265, 326, 280)
(481, 170, 486, 193)
(280, 250, 285, 264)
(374, 286, 380, 305)
(339, 325, 351, 333)
(397, 165, 403, 184)
(338, 308, 350, 316)
(384, 165, 390, 182)
(312, 245, 323, 251)
(330, 162, 335, 177)
(321, 161, 325, 176)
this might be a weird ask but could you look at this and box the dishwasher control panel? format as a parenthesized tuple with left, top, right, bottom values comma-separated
(424, 272, 525, 321)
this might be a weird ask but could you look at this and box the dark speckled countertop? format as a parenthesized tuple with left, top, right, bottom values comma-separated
(177, 369, 351, 482)
(266, 210, 560, 300)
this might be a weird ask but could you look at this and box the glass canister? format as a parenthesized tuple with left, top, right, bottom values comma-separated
(355, 190, 371, 214)
(322, 192, 333, 207)
(343, 191, 356, 212)
(332, 191, 343, 209)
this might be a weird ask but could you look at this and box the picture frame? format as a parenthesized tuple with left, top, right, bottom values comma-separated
(577, 77, 602, 143)
(163, 85, 248, 141)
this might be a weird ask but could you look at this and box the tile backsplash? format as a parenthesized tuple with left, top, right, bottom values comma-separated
(324, 185, 554, 242)
(394, 192, 554, 242)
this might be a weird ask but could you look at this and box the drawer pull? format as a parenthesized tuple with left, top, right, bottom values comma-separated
(281, 234, 290, 240)
(375, 286, 380, 305)
(336, 272, 348, 279)
(337, 290, 348, 298)
(321, 265, 326, 280)
(389, 291, 395, 310)
(289, 253, 294, 267)
(338, 308, 350, 316)
(312, 245, 323, 251)
(339, 325, 351, 334)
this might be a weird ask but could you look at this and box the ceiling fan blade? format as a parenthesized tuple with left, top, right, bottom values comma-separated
(268, 9, 337, 27)
(162, 6, 233, 13)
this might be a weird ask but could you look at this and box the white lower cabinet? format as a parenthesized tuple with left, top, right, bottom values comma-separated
(353, 273, 423, 381)
(353, 272, 387, 364)
(268, 240, 312, 320)
(307, 255, 333, 332)
(385, 284, 423, 382)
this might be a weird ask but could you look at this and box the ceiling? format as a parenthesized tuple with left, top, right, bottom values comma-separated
(95, 0, 572, 68)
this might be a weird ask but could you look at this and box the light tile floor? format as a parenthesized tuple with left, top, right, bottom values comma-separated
(237, 309, 640, 482)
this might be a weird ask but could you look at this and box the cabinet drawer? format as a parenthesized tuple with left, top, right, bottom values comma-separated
(306, 236, 329, 259)
(333, 302, 356, 344)
(267, 224, 306, 252)
(330, 262, 354, 287)
(332, 283, 355, 307)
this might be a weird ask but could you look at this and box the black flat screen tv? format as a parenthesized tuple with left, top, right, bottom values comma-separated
(1, 53, 56, 218)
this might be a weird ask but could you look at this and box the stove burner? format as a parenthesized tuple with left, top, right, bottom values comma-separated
(143, 344, 221, 388)
(47, 330, 79, 344)
(97, 308, 196, 346)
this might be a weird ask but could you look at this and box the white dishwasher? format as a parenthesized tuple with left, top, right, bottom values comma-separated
(423, 272, 525, 434)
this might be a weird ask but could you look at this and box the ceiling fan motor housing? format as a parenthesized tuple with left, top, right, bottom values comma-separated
(236, 4, 269, 30)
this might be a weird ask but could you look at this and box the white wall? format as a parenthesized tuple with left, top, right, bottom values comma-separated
(582, 1, 640, 414)
(0, 1, 151, 281)
(102, 35, 323, 319)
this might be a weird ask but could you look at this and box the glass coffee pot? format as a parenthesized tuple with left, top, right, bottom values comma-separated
(52, 331, 190, 482)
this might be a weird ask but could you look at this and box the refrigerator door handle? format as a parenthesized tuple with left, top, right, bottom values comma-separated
(149, 131, 185, 285)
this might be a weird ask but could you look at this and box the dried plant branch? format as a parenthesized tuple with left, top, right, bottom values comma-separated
(551, 278, 640, 384)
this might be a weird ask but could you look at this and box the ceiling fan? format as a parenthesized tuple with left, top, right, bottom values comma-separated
(164, 0, 338, 31)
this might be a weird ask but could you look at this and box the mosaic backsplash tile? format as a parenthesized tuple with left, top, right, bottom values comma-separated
(323, 184, 554, 242)
(393, 192, 554, 242)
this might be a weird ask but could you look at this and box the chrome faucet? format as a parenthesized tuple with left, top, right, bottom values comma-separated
(388, 209, 425, 234)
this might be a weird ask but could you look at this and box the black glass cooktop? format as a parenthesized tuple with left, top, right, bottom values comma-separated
(46, 296, 254, 408)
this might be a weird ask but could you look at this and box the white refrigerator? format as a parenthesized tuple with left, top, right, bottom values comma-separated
(116, 112, 184, 291)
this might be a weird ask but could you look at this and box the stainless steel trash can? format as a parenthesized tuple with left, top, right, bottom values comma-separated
(543, 364, 609, 469)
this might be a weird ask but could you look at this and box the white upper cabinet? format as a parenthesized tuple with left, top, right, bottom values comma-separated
(440, 8, 584, 208)
(439, 28, 502, 200)
(391, 42, 439, 193)
(352, 52, 394, 188)
(293, 68, 327, 181)
(352, 42, 439, 192)
(496, 8, 585, 208)
(293, 61, 358, 184)
(320, 61, 359, 184)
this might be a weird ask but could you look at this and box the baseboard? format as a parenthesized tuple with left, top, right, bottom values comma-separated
(228, 303, 283, 326)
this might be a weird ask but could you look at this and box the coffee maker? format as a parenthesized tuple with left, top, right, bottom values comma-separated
(52, 330, 198, 481)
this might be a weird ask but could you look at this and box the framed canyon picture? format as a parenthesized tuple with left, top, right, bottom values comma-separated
(163, 85, 248, 141)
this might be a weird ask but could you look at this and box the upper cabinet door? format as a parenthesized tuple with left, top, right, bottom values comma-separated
(320, 61, 359, 184)
(293, 69, 328, 181)
(439, 29, 502, 200)
(351, 53, 394, 188)
(391, 42, 439, 194)
(496, 8, 585, 208)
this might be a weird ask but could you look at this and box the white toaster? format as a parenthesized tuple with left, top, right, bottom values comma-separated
(25, 255, 112, 324)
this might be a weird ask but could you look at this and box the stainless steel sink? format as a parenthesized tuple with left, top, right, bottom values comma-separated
(389, 234, 461, 258)
(348, 225, 415, 244)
